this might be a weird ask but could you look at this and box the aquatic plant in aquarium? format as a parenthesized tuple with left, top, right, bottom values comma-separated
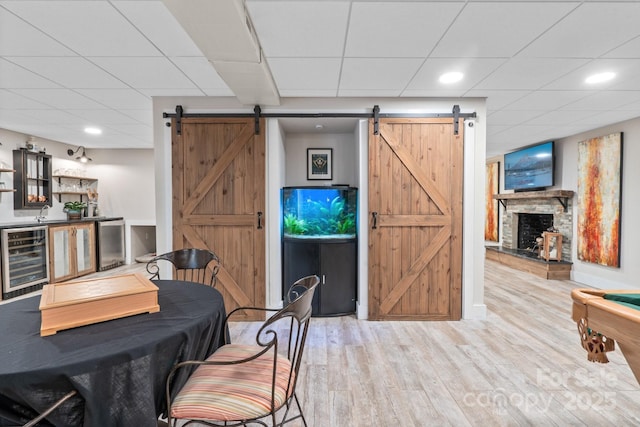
(282, 186, 357, 238)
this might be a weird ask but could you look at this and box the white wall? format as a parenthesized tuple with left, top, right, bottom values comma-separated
(0, 128, 154, 224)
(84, 149, 155, 221)
(554, 117, 640, 290)
(266, 119, 286, 308)
(491, 115, 640, 290)
(283, 132, 358, 186)
(356, 120, 369, 319)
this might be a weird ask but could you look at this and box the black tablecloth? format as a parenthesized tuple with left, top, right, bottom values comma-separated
(0, 280, 227, 427)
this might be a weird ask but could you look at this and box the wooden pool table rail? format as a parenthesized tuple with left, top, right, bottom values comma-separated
(571, 288, 640, 385)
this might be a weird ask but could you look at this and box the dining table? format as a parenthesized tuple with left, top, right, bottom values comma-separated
(0, 279, 227, 427)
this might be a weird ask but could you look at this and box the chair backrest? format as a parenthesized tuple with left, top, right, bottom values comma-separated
(257, 275, 320, 401)
(147, 248, 220, 287)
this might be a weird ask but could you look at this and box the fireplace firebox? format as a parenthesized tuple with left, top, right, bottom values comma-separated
(517, 213, 553, 251)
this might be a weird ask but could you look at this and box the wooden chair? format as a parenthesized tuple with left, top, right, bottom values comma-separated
(0, 390, 77, 427)
(146, 248, 221, 287)
(165, 275, 320, 427)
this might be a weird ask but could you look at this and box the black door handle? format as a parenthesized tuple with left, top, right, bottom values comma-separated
(372, 212, 378, 229)
(257, 211, 263, 229)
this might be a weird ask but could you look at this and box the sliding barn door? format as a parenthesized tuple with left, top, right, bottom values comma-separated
(368, 117, 463, 320)
(172, 117, 265, 320)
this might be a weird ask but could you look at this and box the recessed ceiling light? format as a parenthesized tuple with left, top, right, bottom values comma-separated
(84, 127, 102, 135)
(439, 71, 464, 84)
(315, 124, 324, 129)
(585, 72, 615, 84)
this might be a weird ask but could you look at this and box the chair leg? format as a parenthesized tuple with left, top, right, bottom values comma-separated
(293, 393, 308, 427)
(276, 393, 307, 427)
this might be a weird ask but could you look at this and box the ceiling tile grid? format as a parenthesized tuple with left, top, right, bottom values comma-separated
(0, 0, 639, 156)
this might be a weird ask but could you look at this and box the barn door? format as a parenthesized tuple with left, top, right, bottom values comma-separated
(172, 117, 265, 320)
(368, 117, 463, 320)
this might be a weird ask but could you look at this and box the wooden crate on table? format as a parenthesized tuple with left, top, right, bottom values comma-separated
(39, 273, 159, 336)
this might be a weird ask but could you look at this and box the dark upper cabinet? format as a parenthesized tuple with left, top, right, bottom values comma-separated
(13, 149, 52, 210)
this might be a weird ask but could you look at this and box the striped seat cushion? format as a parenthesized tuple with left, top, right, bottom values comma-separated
(171, 344, 294, 422)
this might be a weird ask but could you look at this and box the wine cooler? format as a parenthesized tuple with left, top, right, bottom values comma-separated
(1, 226, 50, 299)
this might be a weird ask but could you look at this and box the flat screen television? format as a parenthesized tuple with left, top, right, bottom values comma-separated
(504, 141, 554, 191)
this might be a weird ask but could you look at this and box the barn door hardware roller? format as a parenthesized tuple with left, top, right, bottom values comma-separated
(373, 105, 380, 135)
(452, 104, 460, 135)
(254, 105, 261, 135)
(162, 105, 184, 135)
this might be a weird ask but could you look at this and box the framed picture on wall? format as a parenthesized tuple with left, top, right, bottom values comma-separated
(307, 148, 332, 180)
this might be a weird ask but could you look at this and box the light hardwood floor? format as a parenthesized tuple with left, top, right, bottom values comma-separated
(227, 259, 640, 426)
(9, 260, 640, 425)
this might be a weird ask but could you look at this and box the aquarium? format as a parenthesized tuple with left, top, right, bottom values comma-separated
(282, 186, 357, 239)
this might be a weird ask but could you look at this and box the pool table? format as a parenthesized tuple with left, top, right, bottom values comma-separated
(571, 288, 640, 385)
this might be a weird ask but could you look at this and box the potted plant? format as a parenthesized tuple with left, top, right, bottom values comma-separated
(63, 201, 86, 220)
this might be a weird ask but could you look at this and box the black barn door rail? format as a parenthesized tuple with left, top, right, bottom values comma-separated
(163, 104, 476, 136)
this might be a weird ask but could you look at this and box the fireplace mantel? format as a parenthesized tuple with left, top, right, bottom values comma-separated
(493, 190, 574, 211)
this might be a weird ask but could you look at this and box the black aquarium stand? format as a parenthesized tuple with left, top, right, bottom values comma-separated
(282, 237, 357, 316)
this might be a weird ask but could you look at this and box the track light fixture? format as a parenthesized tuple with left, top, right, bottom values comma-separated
(67, 146, 92, 163)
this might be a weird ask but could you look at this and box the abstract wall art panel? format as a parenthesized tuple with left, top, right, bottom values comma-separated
(577, 132, 623, 267)
(485, 161, 499, 242)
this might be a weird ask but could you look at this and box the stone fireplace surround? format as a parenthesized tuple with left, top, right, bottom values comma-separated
(496, 190, 574, 261)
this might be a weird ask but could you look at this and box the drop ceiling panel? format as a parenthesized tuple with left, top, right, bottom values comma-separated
(67, 109, 145, 126)
(617, 98, 640, 111)
(345, 2, 463, 58)
(405, 58, 507, 93)
(23, 127, 85, 143)
(518, 2, 640, 58)
(2, 1, 162, 56)
(0, 89, 50, 109)
(200, 87, 236, 97)
(170, 57, 231, 91)
(118, 110, 153, 125)
(431, 2, 578, 58)
(609, 74, 640, 92)
(0, 58, 61, 88)
(137, 88, 205, 97)
(0, 7, 74, 56)
(487, 109, 545, 126)
(604, 36, 640, 59)
(1, 1, 640, 152)
(487, 122, 513, 133)
(464, 90, 530, 112)
(110, 124, 152, 140)
(10, 89, 105, 109)
(473, 58, 589, 90)
(340, 58, 424, 92)
(7, 57, 128, 89)
(74, 89, 152, 110)
(89, 57, 199, 89)
(112, 1, 204, 57)
(569, 109, 640, 129)
(487, 126, 560, 153)
(543, 59, 640, 91)
(0, 109, 35, 127)
(523, 110, 598, 126)
(268, 58, 341, 92)
(247, 1, 350, 57)
(17, 108, 91, 125)
(505, 91, 592, 111)
(560, 91, 640, 111)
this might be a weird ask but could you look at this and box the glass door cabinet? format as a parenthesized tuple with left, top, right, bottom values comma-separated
(48, 223, 96, 283)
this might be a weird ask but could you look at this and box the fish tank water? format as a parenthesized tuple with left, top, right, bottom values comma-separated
(282, 186, 357, 239)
